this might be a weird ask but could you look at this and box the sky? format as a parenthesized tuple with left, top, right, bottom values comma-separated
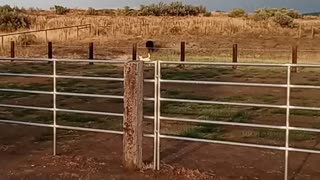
(0, 0, 319, 13)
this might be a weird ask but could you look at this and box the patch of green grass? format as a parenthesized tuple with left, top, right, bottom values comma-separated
(230, 111, 251, 123)
(162, 67, 228, 80)
(257, 129, 316, 141)
(162, 90, 210, 100)
(58, 113, 97, 123)
(273, 109, 320, 117)
(256, 94, 278, 104)
(180, 124, 225, 139)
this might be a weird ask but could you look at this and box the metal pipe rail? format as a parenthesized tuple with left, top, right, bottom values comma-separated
(153, 61, 320, 180)
(1, 58, 320, 179)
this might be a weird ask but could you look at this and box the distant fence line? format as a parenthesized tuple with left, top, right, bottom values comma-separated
(0, 24, 92, 48)
(2, 41, 317, 72)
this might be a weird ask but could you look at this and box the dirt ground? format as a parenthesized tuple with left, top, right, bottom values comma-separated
(1, 124, 320, 180)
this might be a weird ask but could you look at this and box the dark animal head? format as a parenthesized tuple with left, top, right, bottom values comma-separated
(146, 40, 155, 53)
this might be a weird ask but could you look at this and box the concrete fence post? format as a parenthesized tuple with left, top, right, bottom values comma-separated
(123, 60, 144, 170)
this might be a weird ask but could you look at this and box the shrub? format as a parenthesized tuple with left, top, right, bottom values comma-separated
(54, 5, 69, 15)
(253, 8, 301, 21)
(273, 12, 294, 27)
(138, 1, 207, 16)
(228, 8, 246, 18)
(86, 7, 97, 15)
(203, 12, 212, 17)
(0, 5, 30, 32)
(17, 34, 37, 46)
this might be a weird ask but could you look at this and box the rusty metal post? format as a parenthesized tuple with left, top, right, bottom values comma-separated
(123, 60, 144, 170)
(89, 42, 94, 65)
(233, 44, 238, 69)
(132, 43, 137, 61)
(292, 45, 298, 73)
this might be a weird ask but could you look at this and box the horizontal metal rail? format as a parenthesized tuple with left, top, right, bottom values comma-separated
(56, 75, 124, 81)
(160, 135, 320, 155)
(0, 103, 53, 111)
(160, 61, 289, 67)
(0, 57, 54, 62)
(56, 108, 124, 117)
(0, 119, 53, 128)
(161, 97, 286, 109)
(161, 116, 287, 130)
(289, 126, 320, 133)
(0, 58, 127, 64)
(0, 73, 53, 78)
(0, 88, 53, 95)
(160, 134, 286, 151)
(161, 79, 287, 88)
(290, 105, 320, 111)
(290, 84, 320, 89)
(56, 92, 124, 99)
(55, 125, 123, 135)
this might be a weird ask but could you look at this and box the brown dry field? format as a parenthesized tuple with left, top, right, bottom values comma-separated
(1, 14, 320, 179)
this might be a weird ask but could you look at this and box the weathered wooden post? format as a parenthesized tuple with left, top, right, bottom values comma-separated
(292, 45, 298, 73)
(76, 27, 79, 40)
(180, 41, 186, 62)
(123, 60, 144, 170)
(232, 44, 238, 69)
(89, 42, 94, 65)
(48, 42, 53, 64)
(311, 27, 315, 39)
(132, 43, 137, 61)
(10, 41, 15, 58)
(1, 36, 3, 50)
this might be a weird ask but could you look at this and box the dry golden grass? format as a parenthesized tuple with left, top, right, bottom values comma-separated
(1, 13, 320, 63)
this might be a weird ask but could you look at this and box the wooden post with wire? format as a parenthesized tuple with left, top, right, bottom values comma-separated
(292, 45, 298, 73)
(232, 44, 238, 69)
(10, 41, 15, 62)
(132, 43, 137, 61)
(48, 42, 53, 64)
(89, 42, 94, 65)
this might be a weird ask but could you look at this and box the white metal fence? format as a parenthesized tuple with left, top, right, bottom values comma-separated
(1, 58, 320, 180)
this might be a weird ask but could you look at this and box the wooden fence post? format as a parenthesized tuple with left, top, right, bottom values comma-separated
(10, 41, 15, 58)
(1, 36, 3, 50)
(232, 44, 238, 69)
(48, 42, 52, 63)
(132, 43, 137, 61)
(292, 45, 298, 73)
(311, 27, 315, 39)
(89, 42, 94, 65)
(180, 41, 186, 62)
(76, 27, 79, 40)
(123, 60, 144, 170)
